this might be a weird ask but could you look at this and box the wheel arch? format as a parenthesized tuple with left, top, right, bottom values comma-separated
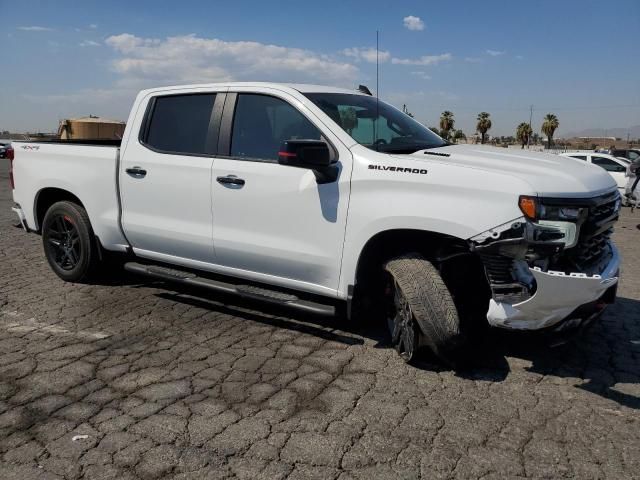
(347, 228, 491, 323)
(353, 229, 470, 287)
(34, 187, 86, 233)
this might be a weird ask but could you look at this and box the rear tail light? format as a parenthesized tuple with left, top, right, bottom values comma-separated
(7, 147, 15, 189)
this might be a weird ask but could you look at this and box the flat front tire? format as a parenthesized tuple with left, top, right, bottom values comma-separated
(384, 253, 462, 364)
(42, 201, 101, 283)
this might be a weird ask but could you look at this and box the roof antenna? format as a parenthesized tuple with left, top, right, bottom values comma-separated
(375, 29, 380, 151)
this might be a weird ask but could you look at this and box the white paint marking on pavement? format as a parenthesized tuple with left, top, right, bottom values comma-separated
(0, 310, 111, 340)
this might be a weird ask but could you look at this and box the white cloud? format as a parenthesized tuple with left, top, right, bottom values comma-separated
(79, 40, 101, 47)
(89, 24, 98, 29)
(434, 91, 459, 101)
(18, 26, 53, 32)
(342, 47, 390, 63)
(411, 71, 431, 80)
(391, 53, 452, 66)
(464, 57, 483, 63)
(486, 49, 505, 56)
(515, 55, 524, 60)
(23, 88, 132, 104)
(105, 33, 359, 86)
(403, 16, 425, 31)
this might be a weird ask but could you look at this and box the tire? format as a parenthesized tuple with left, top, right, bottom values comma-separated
(42, 201, 101, 283)
(384, 253, 462, 364)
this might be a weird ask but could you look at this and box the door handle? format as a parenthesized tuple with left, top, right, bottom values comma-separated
(216, 175, 245, 187)
(126, 166, 147, 177)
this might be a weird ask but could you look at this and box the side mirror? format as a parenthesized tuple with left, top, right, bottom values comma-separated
(278, 140, 332, 168)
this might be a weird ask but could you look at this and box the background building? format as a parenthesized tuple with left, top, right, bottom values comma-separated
(57, 116, 125, 140)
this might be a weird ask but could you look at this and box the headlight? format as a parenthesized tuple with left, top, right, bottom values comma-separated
(519, 196, 585, 222)
(539, 205, 584, 221)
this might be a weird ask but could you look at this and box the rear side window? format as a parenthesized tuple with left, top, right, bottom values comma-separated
(230, 94, 322, 161)
(569, 155, 587, 161)
(144, 94, 216, 155)
(592, 156, 626, 172)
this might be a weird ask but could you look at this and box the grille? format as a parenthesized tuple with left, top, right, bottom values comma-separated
(569, 227, 613, 268)
(478, 252, 528, 302)
(563, 192, 619, 272)
(480, 253, 513, 286)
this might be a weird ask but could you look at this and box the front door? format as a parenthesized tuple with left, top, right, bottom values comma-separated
(120, 91, 223, 264)
(210, 90, 351, 295)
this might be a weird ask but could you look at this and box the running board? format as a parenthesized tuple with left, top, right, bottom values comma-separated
(123, 262, 335, 316)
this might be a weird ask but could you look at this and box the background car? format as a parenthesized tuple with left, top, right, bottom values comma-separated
(560, 152, 628, 196)
(596, 147, 640, 162)
(0, 142, 9, 159)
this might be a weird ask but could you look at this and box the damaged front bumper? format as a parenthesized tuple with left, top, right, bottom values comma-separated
(472, 191, 621, 331)
(486, 244, 619, 330)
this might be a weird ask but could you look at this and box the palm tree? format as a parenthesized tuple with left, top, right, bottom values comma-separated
(476, 112, 492, 144)
(439, 111, 455, 141)
(428, 126, 441, 135)
(516, 122, 533, 149)
(541, 114, 559, 149)
(452, 129, 466, 143)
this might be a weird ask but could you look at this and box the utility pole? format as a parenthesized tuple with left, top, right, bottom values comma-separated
(527, 105, 533, 148)
(374, 30, 379, 150)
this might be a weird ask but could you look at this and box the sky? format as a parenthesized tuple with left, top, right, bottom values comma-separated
(1, 0, 639, 137)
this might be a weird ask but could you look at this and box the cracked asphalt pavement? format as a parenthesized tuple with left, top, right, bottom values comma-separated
(0, 159, 639, 479)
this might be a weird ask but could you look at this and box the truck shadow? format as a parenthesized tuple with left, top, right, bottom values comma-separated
(152, 289, 367, 347)
(147, 282, 639, 410)
(451, 296, 640, 410)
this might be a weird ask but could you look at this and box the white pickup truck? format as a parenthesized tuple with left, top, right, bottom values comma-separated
(8, 82, 621, 363)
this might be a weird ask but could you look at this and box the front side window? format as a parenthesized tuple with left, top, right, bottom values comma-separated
(304, 93, 447, 154)
(145, 94, 216, 155)
(592, 156, 626, 172)
(230, 94, 322, 161)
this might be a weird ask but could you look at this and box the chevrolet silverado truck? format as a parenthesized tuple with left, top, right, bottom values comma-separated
(8, 82, 621, 363)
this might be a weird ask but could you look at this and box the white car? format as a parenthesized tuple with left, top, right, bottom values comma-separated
(9, 82, 621, 364)
(560, 152, 628, 195)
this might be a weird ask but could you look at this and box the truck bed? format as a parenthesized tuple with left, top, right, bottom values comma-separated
(16, 138, 122, 147)
(10, 141, 128, 251)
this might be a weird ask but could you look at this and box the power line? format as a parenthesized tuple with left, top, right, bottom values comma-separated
(427, 103, 640, 113)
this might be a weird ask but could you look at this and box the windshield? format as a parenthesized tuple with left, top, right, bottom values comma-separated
(304, 93, 447, 154)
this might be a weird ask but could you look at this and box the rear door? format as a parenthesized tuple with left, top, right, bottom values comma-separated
(120, 89, 225, 264)
(209, 88, 352, 296)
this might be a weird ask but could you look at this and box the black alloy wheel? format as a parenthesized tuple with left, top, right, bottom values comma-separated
(385, 276, 419, 362)
(42, 201, 101, 283)
(45, 214, 81, 270)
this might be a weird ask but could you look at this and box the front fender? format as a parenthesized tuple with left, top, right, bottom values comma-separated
(338, 150, 534, 296)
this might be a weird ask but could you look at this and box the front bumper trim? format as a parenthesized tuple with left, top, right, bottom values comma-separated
(487, 244, 619, 330)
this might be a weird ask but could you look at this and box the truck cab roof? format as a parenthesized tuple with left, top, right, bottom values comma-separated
(138, 82, 365, 97)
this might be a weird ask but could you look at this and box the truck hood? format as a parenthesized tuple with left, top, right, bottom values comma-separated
(397, 144, 617, 198)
